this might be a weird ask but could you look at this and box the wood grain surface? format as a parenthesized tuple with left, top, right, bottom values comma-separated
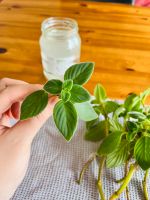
(0, 0, 150, 99)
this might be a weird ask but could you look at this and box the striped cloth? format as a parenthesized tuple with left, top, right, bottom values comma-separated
(11, 117, 149, 200)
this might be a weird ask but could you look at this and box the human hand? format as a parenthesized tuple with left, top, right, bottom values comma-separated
(0, 78, 58, 200)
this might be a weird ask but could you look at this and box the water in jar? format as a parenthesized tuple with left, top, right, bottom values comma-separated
(39, 17, 81, 80)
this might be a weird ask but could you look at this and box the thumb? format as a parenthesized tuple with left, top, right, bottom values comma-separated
(8, 96, 58, 144)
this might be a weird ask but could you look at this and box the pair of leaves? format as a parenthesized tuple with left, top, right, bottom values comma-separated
(20, 62, 97, 141)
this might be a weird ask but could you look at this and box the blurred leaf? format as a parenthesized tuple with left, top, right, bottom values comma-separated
(94, 84, 107, 103)
(85, 120, 107, 142)
(104, 101, 120, 114)
(74, 102, 98, 121)
(124, 93, 141, 111)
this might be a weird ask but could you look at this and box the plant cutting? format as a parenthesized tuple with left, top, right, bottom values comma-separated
(20, 62, 150, 200)
(78, 84, 150, 200)
(20, 62, 98, 141)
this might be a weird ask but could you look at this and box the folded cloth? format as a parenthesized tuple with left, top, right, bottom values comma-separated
(134, 0, 150, 6)
(11, 116, 149, 200)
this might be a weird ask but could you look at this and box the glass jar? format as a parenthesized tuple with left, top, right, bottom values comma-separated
(39, 17, 81, 80)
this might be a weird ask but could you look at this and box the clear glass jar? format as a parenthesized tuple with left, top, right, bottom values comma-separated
(39, 17, 81, 80)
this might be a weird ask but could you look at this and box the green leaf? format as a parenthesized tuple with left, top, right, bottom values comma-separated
(134, 136, 150, 170)
(140, 88, 150, 103)
(86, 118, 99, 130)
(113, 107, 126, 119)
(70, 84, 91, 103)
(97, 131, 122, 155)
(53, 100, 77, 141)
(128, 111, 146, 120)
(64, 62, 94, 85)
(93, 105, 104, 115)
(61, 90, 71, 102)
(62, 79, 73, 91)
(104, 101, 119, 114)
(94, 84, 107, 103)
(20, 90, 48, 120)
(106, 140, 129, 168)
(85, 120, 107, 142)
(44, 79, 62, 94)
(109, 118, 123, 132)
(124, 93, 140, 111)
(74, 102, 98, 121)
(126, 121, 138, 141)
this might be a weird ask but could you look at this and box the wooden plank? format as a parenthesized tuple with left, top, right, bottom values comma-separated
(0, 0, 150, 99)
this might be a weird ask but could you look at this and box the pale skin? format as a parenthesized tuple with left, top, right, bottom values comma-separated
(0, 78, 58, 200)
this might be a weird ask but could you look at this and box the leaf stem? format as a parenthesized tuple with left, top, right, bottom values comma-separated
(109, 164, 137, 200)
(115, 176, 125, 184)
(143, 169, 149, 200)
(97, 156, 106, 200)
(77, 154, 95, 185)
(125, 161, 130, 200)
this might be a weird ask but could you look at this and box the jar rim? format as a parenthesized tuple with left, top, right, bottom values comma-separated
(41, 17, 78, 37)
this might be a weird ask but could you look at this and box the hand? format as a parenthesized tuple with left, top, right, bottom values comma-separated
(0, 78, 58, 200)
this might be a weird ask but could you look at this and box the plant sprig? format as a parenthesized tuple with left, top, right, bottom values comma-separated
(20, 62, 98, 141)
(79, 83, 150, 200)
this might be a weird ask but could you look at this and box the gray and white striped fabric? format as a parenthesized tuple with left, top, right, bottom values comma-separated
(11, 117, 149, 200)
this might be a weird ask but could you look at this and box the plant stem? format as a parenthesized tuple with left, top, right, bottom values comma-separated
(125, 161, 130, 200)
(115, 176, 125, 184)
(77, 154, 95, 185)
(109, 164, 137, 200)
(142, 169, 149, 200)
(97, 156, 106, 200)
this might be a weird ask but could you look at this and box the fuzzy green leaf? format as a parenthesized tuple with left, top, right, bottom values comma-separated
(86, 118, 99, 130)
(62, 79, 73, 91)
(134, 136, 150, 170)
(97, 131, 122, 155)
(64, 62, 94, 85)
(74, 102, 98, 121)
(94, 84, 107, 103)
(61, 90, 71, 102)
(140, 88, 150, 103)
(70, 84, 91, 103)
(44, 79, 62, 94)
(53, 100, 77, 141)
(124, 93, 140, 112)
(20, 90, 48, 120)
(128, 111, 146, 120)
(85, 120, 107, 142)
(104, 101, 120, 114)
(126, 121, 138, 141)
(106, 140, 129, 168)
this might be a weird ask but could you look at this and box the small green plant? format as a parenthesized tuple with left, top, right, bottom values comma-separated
(78, 84, 150, 200)
(20, 62, 150, 199)
(20, 62, 98, 141)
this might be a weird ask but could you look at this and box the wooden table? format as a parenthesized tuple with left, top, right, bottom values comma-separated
(0, 0, 150, 99)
